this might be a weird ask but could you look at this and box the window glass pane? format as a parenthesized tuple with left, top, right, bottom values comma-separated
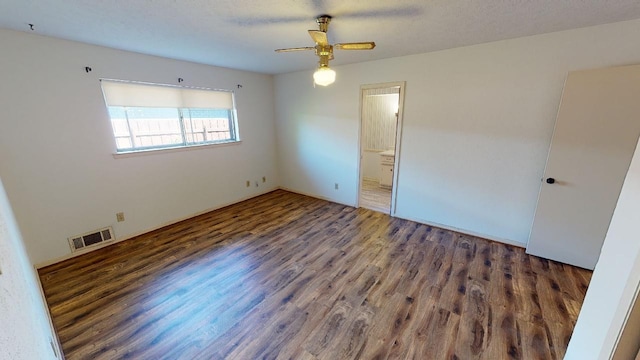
(102, 81, 239, 153)
(125, 107, 183, 149)
(108, 107, 133, 150)
(183, 108, 232, 144)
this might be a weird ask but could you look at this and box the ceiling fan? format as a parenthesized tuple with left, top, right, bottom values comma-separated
(275, 15, 376, 86)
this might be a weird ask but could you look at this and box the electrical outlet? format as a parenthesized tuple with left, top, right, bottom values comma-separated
(116, 212, 125, 222)
(334, 183, 339, 190)
(262, 176, 266, 183)
(246, 180, 250, 187)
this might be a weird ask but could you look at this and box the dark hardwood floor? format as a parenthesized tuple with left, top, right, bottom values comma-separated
(39, 190, 592, 359)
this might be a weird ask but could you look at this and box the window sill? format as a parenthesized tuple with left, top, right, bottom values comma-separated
(112, 140, 242, 159)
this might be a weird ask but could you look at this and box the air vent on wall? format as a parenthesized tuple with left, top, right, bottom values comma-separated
(68, 227, 114, 252)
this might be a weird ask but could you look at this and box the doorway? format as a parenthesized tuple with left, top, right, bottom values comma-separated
(358, 82, 405, 214)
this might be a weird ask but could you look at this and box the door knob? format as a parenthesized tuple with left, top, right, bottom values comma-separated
(546, 178, 555, 184)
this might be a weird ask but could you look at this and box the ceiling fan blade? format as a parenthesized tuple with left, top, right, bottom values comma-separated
(275, 47, 316, 53)
(333, 6, 424, 19)
(335, 42, 376, 50)
(308, 30, 328, 46)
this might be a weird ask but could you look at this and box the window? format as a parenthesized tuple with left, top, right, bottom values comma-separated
(101, 80, 239, 153)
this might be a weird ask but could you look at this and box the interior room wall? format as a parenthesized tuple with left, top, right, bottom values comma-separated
(0, 29, 279, 266)
(274, 18, 640, 246)
(0, 178, 57, 359)
(565, 138, 640, 359)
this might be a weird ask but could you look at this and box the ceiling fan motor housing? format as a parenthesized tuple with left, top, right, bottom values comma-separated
(316, 45, 333, 66)
(316, 15, 332, 33)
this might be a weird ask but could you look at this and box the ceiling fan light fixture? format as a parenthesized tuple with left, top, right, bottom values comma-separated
(276, 15, 375, 87)
(313, 66, 336, 86)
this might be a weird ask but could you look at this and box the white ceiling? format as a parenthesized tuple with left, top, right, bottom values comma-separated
(1, 0, 640, 75)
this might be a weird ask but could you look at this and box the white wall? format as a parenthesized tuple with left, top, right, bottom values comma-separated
(0, 29, 279, 265)
(0, 178, 57, 360)
(565, 138, 640, 359)
(274, 18, 640, 246)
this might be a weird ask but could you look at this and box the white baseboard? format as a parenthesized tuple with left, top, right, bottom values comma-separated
(392, 212, 527, 249)
(278, 187, 525, 249)
(32, 267, 64, 359)
(37, 186, 525, 268)
(35, 187, 280, 269)
(277, 186, 356, 208)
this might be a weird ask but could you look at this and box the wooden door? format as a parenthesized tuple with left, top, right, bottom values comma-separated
(526, 64, 640, 270)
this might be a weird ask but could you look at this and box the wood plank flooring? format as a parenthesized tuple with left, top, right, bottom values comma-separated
(39, 190, 592, 360)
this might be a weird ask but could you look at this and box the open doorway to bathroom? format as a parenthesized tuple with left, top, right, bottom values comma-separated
(358, 82, 405, 215)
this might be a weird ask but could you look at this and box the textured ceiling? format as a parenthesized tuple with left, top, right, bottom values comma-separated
(1, 0, 640, 74)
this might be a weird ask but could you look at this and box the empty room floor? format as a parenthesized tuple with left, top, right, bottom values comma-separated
(39, 190, 591, 359)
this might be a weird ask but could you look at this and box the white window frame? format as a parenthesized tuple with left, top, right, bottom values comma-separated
(100, 79, 240, 154)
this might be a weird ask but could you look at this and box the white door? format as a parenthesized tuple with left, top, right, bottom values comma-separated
(526, 64, 640, 270)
